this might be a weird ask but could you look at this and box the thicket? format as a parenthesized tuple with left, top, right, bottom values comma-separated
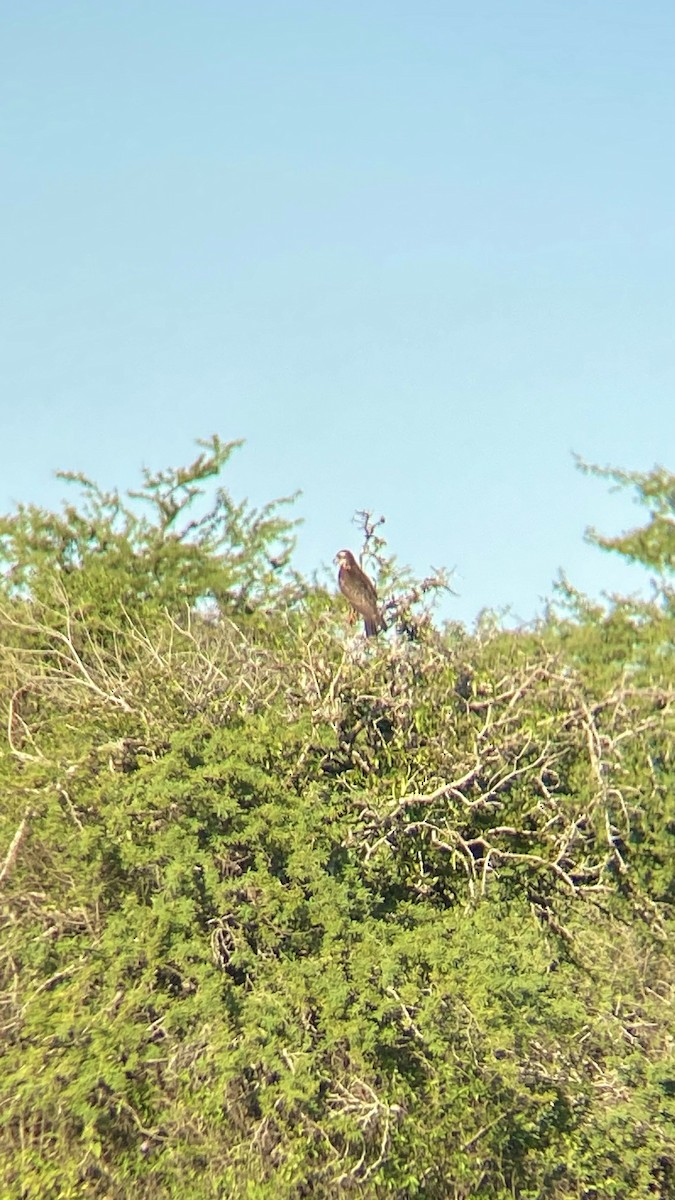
(1, 438, 673, 1199)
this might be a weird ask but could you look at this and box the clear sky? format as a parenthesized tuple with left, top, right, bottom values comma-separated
(2, 1, 673, 625)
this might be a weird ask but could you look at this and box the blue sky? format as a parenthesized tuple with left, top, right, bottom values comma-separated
(2, 1, 673, 624)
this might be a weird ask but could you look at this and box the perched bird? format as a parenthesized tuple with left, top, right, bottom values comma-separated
(335, 549, 385, 637)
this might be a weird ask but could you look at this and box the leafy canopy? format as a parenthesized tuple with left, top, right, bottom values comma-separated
(0, 442, 673, 1200)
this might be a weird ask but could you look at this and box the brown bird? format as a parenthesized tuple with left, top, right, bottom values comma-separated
(335, 550, 385, 637)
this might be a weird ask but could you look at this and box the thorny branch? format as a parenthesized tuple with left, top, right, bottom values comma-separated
(328, 1075, 404, 1185)
(347, 655, 675, 916)
(0, 811, 31, 886)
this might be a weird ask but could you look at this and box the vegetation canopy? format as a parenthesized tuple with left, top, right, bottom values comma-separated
(1, 439, 673, 1199)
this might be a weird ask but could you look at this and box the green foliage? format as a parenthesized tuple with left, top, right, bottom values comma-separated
(0, 435, 300, 619)
(1, 442, 673, 1198)
(577, 457, 675, 581)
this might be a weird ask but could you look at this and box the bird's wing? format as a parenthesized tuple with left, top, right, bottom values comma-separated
(339, 563, 380, 620)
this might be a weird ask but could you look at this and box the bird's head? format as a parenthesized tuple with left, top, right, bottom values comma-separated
(335, 549, 356, 568)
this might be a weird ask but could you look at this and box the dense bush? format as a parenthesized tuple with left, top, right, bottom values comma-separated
(1, 441, 673, 1198)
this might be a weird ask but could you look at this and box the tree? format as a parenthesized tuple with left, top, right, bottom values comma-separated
(1, 442, 673, 1199)
(577, 457, 675, 581)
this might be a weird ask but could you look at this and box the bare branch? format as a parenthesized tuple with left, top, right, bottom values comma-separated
(0, 811, 31, 886)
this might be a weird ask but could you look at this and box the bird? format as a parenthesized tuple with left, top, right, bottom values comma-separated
(335, 550, 386, 637)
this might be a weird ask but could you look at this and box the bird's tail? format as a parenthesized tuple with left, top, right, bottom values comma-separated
(364, 613, 386, 637)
